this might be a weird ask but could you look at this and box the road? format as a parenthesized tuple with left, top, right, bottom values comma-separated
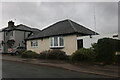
(2, 60, 108, 78)
(0, 59, 2, 79)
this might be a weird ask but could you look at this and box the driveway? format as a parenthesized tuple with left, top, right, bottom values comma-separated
(2, 60, 108, 78)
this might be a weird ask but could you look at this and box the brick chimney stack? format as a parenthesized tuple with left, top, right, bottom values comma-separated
(8, 21, 14, 27)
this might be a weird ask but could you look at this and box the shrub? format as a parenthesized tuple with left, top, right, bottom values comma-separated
(115, 40, 120, 52)
(21, 50, 38, 58)
(39, 50, 49, 59)
(39, 49, 67, 60)
(70, 48, 96, 62)
(47, 49, 67, 60)
(91, 43, 98, 53)
(95, 38, 118, 64)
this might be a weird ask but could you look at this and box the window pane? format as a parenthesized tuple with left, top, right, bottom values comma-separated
(54, 37, 58, 46)
(35, 41, 38, 46)
(31, 41, 38, 47)
(59, 37, 64, 46)
(6, 32, 8, 36)
(11, 31, 13, 36)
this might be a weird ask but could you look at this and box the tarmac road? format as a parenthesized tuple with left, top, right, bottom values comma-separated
(2, 60, 108, 78)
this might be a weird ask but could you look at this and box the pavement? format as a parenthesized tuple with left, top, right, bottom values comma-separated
(1, 54, 120, 78)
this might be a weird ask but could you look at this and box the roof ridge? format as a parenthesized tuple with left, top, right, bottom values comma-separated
(67, 19, 77, 32)
(69, 20, 98, 35)
(41, 20, 64, 32)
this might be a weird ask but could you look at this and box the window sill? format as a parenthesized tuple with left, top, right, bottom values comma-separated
(50, 46, 64, 49)
(31, 46, 38, 48)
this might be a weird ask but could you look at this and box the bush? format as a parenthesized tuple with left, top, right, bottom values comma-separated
(38, 50, 49, 59)
(39, 49, 67, 60)
(95, 38, 118, 64)
(70, 48, 97, 62)
(48, 49, 67, 60)
(21, 50, 38, 58)
(115, 40, 120, 52)
(91, 43, 98, 53)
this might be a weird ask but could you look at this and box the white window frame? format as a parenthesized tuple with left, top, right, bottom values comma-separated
(31, 40, 38, 47)
(50, 36, 64, 48)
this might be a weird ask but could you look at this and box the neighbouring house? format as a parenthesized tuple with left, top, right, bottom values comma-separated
(1, 21, 40, 53)
(26, 19, 98, 55)
(0, 30, 3, 53)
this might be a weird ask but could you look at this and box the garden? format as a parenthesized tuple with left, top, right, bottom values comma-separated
(21, 38, 120, 65)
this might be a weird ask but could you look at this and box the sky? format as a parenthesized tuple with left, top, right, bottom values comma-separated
(0, 1, 119, 34)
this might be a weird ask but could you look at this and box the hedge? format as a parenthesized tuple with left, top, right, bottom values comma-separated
(70, 48, 97, 62)
(21, 50, 38, 58)
(95, 38, 120, 64)
(39, 49, 67, 60)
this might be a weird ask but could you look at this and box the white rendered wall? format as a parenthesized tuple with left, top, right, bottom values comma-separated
(77, 34, 118, 48)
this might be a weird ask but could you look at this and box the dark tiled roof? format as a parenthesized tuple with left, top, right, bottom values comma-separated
(16, 24, 41, 32)
(27, 19, 98, 40)
(2, 24, 40, 32)
(2, 26, 16, 31)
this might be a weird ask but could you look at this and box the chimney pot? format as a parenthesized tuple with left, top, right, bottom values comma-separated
(8, 21, 14, 27)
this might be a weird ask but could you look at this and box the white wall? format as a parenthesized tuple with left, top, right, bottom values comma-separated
(27, 35, 77, 55)
(77, 34, 118, 48)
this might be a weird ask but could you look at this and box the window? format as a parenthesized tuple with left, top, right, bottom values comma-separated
(31, 40, 38, 47)
(50, 36, 64, 48)
(6, 32, 8, 36)
(11, 31, 13, 36)
(19, 43, 22, 47)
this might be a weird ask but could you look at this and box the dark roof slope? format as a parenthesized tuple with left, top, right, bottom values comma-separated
(2, 26, 16, 31)
(16, 24, 41, 32)
(27, 19, 98, 40)
(2, 24, 40, 32)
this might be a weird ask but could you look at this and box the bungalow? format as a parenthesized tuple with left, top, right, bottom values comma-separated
(26, 19, 98, 55)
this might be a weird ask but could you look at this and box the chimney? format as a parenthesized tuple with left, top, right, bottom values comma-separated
(8, 21, 14, 27)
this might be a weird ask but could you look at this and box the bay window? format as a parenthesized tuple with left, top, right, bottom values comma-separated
(50, 36, 64, 48)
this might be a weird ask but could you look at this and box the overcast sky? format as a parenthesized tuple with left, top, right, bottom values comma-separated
(1, 2, 118, 34)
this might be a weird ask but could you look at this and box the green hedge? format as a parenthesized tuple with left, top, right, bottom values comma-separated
(70, 48, 97, 62)
(38, 50, 48, 59)
(70, 38, 120, 64)
(115, 40, 120, 52)
(39, 49, 67, 60)
(21, 50, 38, 58)
(95, 38, 120, 64)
